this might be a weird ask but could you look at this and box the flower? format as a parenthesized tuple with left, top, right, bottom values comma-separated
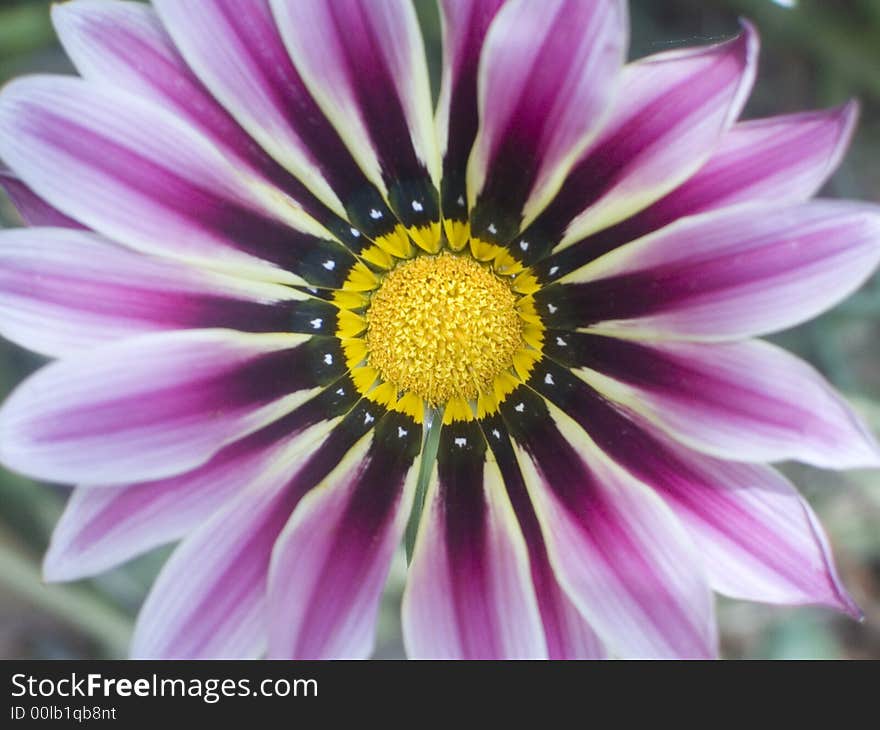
(0, 0, 878, 660)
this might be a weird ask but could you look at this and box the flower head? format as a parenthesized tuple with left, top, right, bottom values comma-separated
(0, 0, 877, 659)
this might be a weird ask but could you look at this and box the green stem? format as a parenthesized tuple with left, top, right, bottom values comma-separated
(405, 405, 443, 563)
(0, 534, 133, 657)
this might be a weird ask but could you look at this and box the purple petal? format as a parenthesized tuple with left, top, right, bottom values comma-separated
(436, 0, 505, 219)
(0, 76, 355, 286)
(501, 389, 717, 658)
(402, 423, 547, 659)
(43, 434, 292, 582)
(268, 413, 420, 659)
(51, 0, 341, 225)
(544, 334, 880, 468)
(270, 0, 440, 221)
(527, 24, 758, 256)
(537, 102, 860, 279)
(0, 170, 84, 228)
(467, 0, 627, 242)
(151, 0, 400, 228)
(485, 418, 605, 658)
(528, 365, 860, 617)
(0, 228, 308, 357)
(130, 399, 384, 658)
(0, 330, 341, 485)
(546, 201, 880, 339)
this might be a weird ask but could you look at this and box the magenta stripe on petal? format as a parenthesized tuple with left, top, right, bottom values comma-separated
(547, 201, 880, 339)
(537, 102, 858, 280)
(271, 0, 439, 213)
(268, 412, 420, 659)
(403, 422, 547, 659)
(0, 331, 338, 485)
(484, 417, 605, 658)
(0, 76, 356, 287)
(501, 389, 717, 658)
(543, 333, 880, 468)
(437, 0, 505, 219)
(467, 0, 626, 242)
(0, 228, 309, 357)
(131, 400, 381, 658)
(528, 363, 860, 617)
(520, 25, 757, 262)
(51, 0, 346, 227)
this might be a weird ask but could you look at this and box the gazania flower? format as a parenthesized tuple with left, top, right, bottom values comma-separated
(0, 0, 878, 660)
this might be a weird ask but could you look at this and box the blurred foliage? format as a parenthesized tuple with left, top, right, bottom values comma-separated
(1, 0, 879, 659)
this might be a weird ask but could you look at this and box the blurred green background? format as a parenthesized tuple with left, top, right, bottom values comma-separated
(1, 0, 879, 659)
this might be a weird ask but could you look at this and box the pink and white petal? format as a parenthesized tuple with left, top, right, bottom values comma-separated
(535, 102, 860, 279)
(403, 422, 547, 659)
(652, 444, 860, 614)
(0, 171, 84, 229)
(43, 430, 294, 582)
(545, 334, 880, 468)
(0, 76, 348, 285)
(502, 389, 716, 658)
(0, 228, 306, 358)
(0, 330, 332, 485)
(272, 0, 439, 197)
(636, 103, 859, 232)
(436, 0, 506, 220)
(554, 201, 880, 339)
(51, 0, 334, 220)
(131, 398, 381, 659)
(484, 419, 605, 658)
(467, 0, 627, 242)
(528, 367, 859, 616)
(555, 25, 758, 249)
(149, 0, 364, 217)
(268, 412, 420, 659)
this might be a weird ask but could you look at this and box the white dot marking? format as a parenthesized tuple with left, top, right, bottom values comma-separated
(310, 318, 323, 329)
(412, 200, 424, 212)
(370, 208, 383, 220)
(322, 259, 336, 271)
(323, 353, 333, 365)
(454, 437, 467, 448)
(514, 402, 525, 413)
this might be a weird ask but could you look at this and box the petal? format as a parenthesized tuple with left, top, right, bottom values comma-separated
(51, 0, 350, 236)
(545, 201, 880, 340)
(0, 170, 84, 228)
(402, 421, 548, 659)
(0, 76, 357, 288)
(436, 0, 505, 221)
(268, 411, 420, 659)
(270, 0, 440, 229)
(0, 330, 348, 485)
(536, 102, 860, 280)
(467, 0, 627, 243)
(544, 333, 880, 468)
(131, 398, 383, 658)
(42, 381, 362, 581)
(528, 363, 859, 616)
(0, 227, 312, 358)
(482, 416, 605, 658)
(521, 25, 758, 261)
(501, 387, 717, 658)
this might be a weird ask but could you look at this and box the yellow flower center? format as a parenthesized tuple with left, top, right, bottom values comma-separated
(365, 253, 523, 406)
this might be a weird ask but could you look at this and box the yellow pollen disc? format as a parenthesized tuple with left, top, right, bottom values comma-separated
(365, 253, 523, 406)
